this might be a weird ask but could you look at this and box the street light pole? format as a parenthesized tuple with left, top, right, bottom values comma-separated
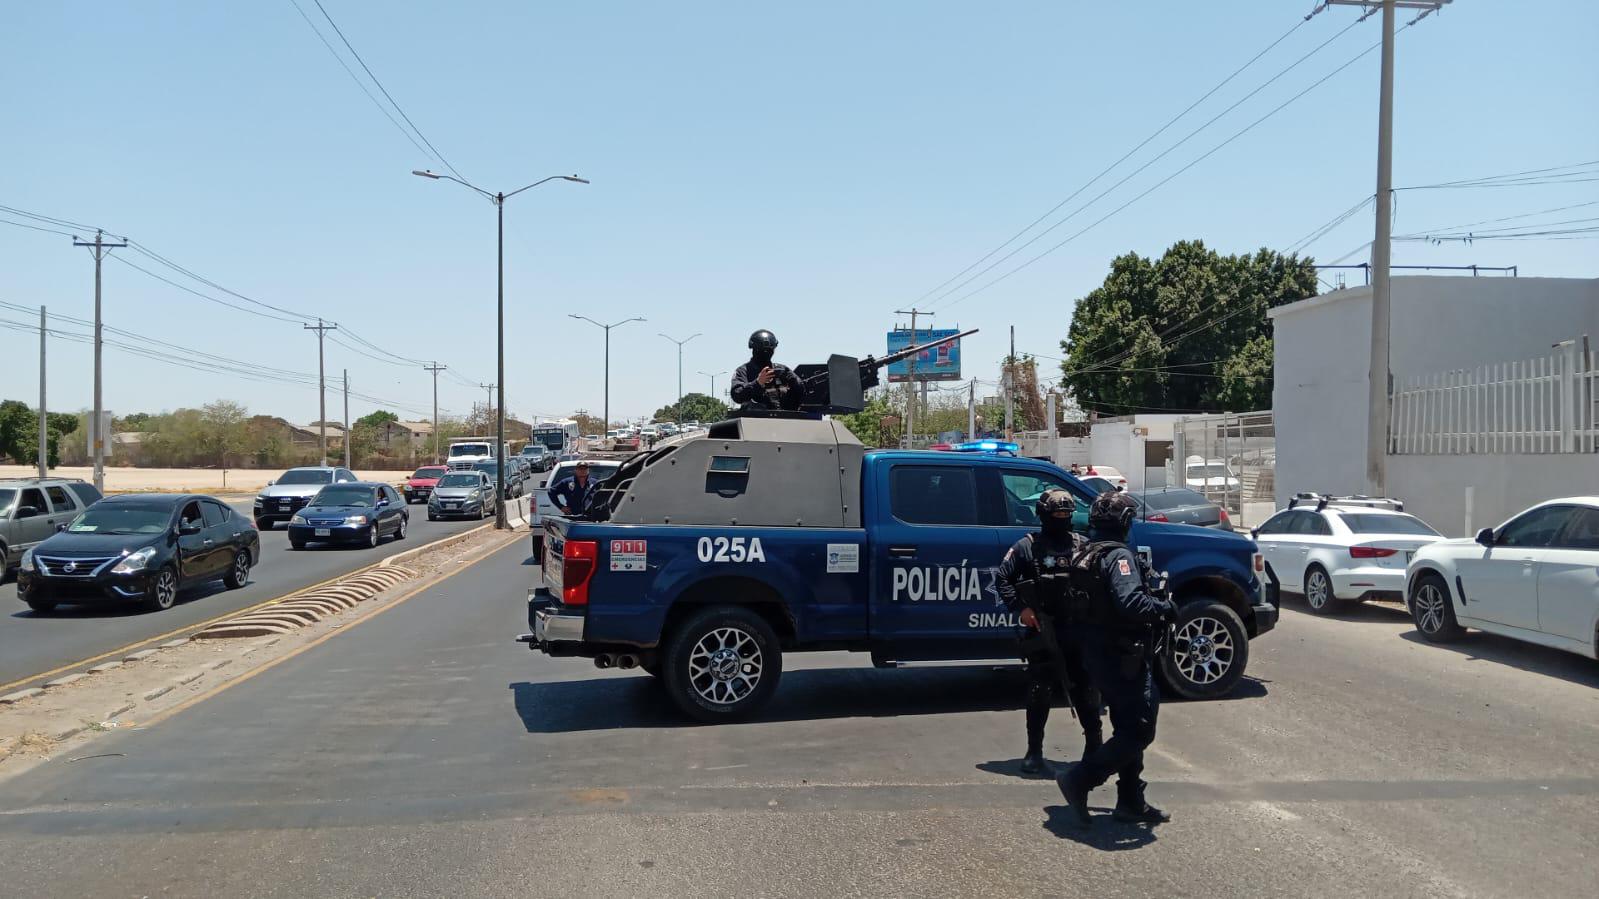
(412, 169, 588, 530)
(658, 332, 702, 418)
(569, 315, 646, 431)
(698, 370, 727, 400)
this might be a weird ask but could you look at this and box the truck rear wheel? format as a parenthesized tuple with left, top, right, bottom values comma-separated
(662, 605, 782, 723)
(1156, 599, 1248, 700)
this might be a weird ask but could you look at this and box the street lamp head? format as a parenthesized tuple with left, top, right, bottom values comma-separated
(564, 175, 591, 184)
(412, 169, 442, 179)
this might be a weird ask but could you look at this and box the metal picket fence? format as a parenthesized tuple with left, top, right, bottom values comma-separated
(1389, 341, 1597, 455)
(1172, 411, 1277, 529)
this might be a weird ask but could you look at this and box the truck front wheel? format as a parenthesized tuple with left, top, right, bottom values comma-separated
(1157, 599, 1249, 700)
(662, 605, 783, 723)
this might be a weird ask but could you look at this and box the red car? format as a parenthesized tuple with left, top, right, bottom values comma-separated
(404, 465, 449, 504)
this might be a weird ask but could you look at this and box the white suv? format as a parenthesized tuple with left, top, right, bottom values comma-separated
(1407, 497, 1599, 659)
(1253, 496, 1443, 614)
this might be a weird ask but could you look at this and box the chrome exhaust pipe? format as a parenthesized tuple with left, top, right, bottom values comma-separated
(594, 655, 614, 669)
(616, 654, 640, 670)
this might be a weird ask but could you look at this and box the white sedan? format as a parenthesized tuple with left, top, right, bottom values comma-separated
(1253, 501, 1444, 614)
(1407, 497, 1599, 659)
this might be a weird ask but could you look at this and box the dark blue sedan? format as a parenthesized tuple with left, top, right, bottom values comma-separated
(287, 482, 409, 550)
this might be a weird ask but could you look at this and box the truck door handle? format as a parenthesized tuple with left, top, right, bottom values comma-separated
(888, 546, 918, 558)
(202, 539, 214, 546)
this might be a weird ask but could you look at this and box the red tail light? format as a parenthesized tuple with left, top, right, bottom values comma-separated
(1148, 513, 1169, 522)
(562, 539, 598, 605)
(1349, 546, 1398, 558)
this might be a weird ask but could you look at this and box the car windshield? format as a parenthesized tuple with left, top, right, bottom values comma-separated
(550, 464, 620, 486)
(313, 486, 376, 507)
(450, 444, 490, 457)
(474, 462, 500, 473)
(1187, 464, 1232, 479)
(437, 474, 481, 488)
(0, 488, 14, 517)
(1143, 488, 1212, 511)
(1337, 513, 1440, 536)
(412, 467, 446, 478)
(278, 469, 333, 485)
(67, 505, 171, 535)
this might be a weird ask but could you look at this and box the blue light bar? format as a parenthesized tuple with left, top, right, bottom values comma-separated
(951, 440, 1019, 456)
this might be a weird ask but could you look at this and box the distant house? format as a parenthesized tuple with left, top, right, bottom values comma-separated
(111, 431, 147, 464)
(291, 422, 345, 448)
(377, 419, 433, 450)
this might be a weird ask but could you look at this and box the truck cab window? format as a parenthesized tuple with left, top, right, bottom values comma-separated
(890, 465, 978, 526)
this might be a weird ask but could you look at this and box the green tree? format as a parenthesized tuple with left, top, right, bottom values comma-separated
(1060, 240, 1315, 415)
(837, 392, 896, 447)
(0, 400, 80, 467)
(653, 393, 730, 424)
(355, 409, 398, 430)
(199, 400, 250, 480)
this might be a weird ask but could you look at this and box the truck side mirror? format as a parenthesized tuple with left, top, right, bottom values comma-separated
(15, 506, 38, 519)
(1250, 527, 1260, 540)
(1475, 527, 1495, 547)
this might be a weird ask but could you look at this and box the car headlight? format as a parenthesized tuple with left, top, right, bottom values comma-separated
(111, 546, 157, 575)
(20, 549, 35, 573)
(291, 513, 308, 524)
(345, 515, 369, 525)
(254, 495, 266, 506)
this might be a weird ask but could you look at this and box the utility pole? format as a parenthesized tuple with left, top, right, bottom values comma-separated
(37, 307, 47, 478)
(343, 369, 351, 469)
(479, 382, 496, 417)
(72, 229, 127, 492)
(423, 362, 447, 463)
(967, 377, 976, 441)
(1005, 325, 1015, 440)
(659, 332, 703, 418)
(304, 318, 337, 466)
(895, 308, 932, 448)
(1331, 0, 1452, 498)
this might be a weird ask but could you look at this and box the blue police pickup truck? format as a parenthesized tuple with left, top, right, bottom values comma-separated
(521, 417, 1278, 722)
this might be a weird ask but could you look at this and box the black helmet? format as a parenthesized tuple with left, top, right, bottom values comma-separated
(1088, 490, 1139, 533)
(1035, 489, 1076, 525)
(748, 330, 778, 352)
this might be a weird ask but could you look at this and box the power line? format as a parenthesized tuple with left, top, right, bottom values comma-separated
(109, 255, 307, 324)
(0, 217, 78, 238)
(923, 14, 1369, 313)
(307, 0, 464, 181)
(1392, 200, 1599, 238)
(932, 20, 1401, 315)
(907, 13, 1313, 308)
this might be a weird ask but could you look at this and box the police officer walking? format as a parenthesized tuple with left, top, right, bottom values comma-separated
(996, 490, 1103, 775)
(1055, 490, 1177, 827)
(731, 329, 803, 411)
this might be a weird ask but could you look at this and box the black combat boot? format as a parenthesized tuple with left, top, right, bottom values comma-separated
(1054, 770, 1093, 829)
(1020, 745, 1046, 776)
(1112, 780, 1171, 825)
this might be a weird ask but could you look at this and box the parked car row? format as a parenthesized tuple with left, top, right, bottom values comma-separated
(1258, 492, 1599, 665)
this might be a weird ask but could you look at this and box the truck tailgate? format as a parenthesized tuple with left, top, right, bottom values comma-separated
(542, 518, 570, 595)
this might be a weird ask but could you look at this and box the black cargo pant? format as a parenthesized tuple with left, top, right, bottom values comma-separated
(1021, 627, 1102, 753)
(1067, 627, 1159, 803)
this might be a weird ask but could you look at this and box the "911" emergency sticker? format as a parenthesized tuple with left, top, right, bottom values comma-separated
(611, 539, 648, 571)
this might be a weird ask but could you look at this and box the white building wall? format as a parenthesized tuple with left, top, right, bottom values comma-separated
(1271, 276, 1599, 532)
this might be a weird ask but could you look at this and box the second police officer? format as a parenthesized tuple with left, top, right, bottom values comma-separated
(1055, 489, 1177, 828)
(996, 489, 1102, 776)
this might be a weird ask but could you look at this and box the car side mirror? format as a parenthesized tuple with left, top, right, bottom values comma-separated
(1250, 527, 1260, 540)
(1475, 527, 1495, 547)
(177, 522, 202, 536)
(266, 480, 275, 486)
(56, 523, 69, 532)
(15, 505, 38, 519)
(377, 497, 388, 507)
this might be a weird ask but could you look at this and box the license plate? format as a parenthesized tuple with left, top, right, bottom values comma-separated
(446, 503, 459, 509)
(315, 528, 331, 537)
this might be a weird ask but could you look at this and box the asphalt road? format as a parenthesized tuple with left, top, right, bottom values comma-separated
(0, 544, 1595, 897)
(0, 495, 528, 687)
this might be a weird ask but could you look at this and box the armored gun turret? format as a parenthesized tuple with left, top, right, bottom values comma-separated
(744, 328, 978, 416)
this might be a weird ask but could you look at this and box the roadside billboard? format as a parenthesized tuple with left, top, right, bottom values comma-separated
(885, 328, 962, 383)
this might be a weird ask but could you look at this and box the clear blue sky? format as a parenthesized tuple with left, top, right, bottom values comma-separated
(3, 1, 1595, 425)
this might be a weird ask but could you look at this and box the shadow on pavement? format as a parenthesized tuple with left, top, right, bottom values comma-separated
(9, 580, 228, 619)
(975, 758, 1066, 781)
(1398, 630, 1599, 689)
(1042, 805, 1158, 849)
(512, 666, 1269, 732)
(511, 667, 1035, 732)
